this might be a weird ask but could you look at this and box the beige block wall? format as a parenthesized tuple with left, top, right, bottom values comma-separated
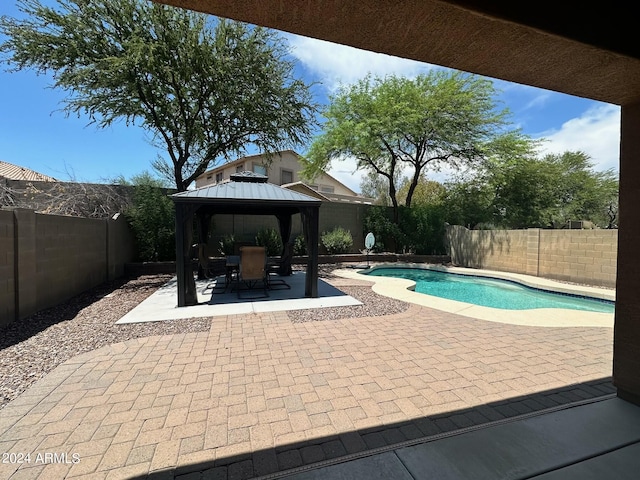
(539, 229, 617, 287)
(318, 202, 367, 252)
(0, 210, 15, 327)
(107, 214, 136, 280)
(446, 225, 529, 274)
(13, 209, 38, 319)
(446, 225, 617, 287)
(1, 209, 135, 327)
(35, 213, 107, 311)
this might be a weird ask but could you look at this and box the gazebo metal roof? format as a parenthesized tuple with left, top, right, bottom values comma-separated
(170, 171, 322, 307)
(172, 172, 322, 207)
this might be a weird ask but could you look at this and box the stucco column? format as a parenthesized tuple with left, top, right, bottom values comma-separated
(614, 102, 640, 403)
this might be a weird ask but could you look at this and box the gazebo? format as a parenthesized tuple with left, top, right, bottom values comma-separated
(171, 171, 322, 307)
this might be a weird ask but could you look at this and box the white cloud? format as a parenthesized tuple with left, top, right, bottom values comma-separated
(326, 156, 365, 193)
(522, 90, 554, 111)
(535, 104, 621, 173)
(287, 34, 435, 92)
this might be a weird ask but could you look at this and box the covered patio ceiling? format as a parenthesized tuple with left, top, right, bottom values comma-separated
(171, 172, 322, 307)
(155, 0, 640, 106)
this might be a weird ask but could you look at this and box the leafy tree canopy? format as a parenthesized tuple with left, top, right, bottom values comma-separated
(445, 150, 619, 229)
(397, 177, 447, 206)
(1, 0, 317, 191)
(302, 70, 533, 222)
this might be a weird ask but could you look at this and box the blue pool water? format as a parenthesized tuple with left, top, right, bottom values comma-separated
(364, 268, 615, 313)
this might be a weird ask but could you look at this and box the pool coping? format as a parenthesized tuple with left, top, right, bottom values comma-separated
(334, 263, 615, 328)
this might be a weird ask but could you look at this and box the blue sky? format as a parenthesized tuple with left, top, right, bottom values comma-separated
(0, 1, 621, 193)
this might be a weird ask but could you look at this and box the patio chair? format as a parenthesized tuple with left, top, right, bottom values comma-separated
(236, 246, 269, 298)
(266, 241, 292, 290)
(197, 243, 227, 294)
(197, 243, 218, 278)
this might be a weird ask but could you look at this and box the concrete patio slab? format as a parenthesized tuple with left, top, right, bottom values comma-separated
(117, 272, 362, 324)
(395, 397, 640, 480)
(533, 441, 640, 479)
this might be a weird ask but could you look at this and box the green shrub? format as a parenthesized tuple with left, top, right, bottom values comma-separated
(124, 173, 175, 261)
(363, 204, 447, 254)
(321, 227, 353, 254)
(255, 227, 283, 256)
(218, 234, 235, 255)
(363, 206, 401, 252)
(397, 205, 447, 254)
(293, 234, 307, 256)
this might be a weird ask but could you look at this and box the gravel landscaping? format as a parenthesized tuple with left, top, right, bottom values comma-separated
(0, 266, 409, 410)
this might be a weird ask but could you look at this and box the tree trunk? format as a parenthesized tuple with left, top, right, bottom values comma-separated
(405, 168, 422, 208)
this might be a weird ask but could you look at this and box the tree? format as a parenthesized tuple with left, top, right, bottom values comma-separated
(359, 171, 395, 206)
(397, 177, 447, 206)
(448, 150, 620, 229)
(1, 0, 317, 192)
(302, 71, 531, 223)
(491, 156, 560, 228)
(443, 178, 496, 229)
(544, 151, 618, 228)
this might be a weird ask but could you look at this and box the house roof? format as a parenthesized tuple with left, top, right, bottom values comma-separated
(199, 150, 296, 177)
(197, 150, 359, 197)
(0, 161, 57, 182)
(281, 182, 332, 201)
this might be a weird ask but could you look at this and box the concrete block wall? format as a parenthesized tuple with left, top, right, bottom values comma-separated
(35, 214, 107, 312)
(445, 225, 529, 274)
(319, 202, 368, 252)
(107, 214, 136, 280)
(539, 229, 617, 287)
(445, 225, 617, 288)
(211, 214, 280, 248)
(0, 210, 15, 325)
(1, 209, 135, 328)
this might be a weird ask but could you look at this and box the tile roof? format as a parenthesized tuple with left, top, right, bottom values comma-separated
(0, 161, 57, 182)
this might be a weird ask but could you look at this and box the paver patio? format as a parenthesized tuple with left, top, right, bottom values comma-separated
(0, 294, 614, 479)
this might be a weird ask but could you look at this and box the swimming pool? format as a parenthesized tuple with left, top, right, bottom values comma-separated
(364, 267, 615, 313)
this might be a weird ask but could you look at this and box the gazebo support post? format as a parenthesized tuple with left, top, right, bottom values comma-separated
(175, 204, 198, 307)
(301, 207, 319, 298)
(195, 212, 212, 280)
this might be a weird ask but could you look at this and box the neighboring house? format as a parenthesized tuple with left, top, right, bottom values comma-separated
(0, 160, 57, 182)
(195, 150, 373, 204)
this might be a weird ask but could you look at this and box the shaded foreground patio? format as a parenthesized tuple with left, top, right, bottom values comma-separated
(0, 268, 617, 479)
